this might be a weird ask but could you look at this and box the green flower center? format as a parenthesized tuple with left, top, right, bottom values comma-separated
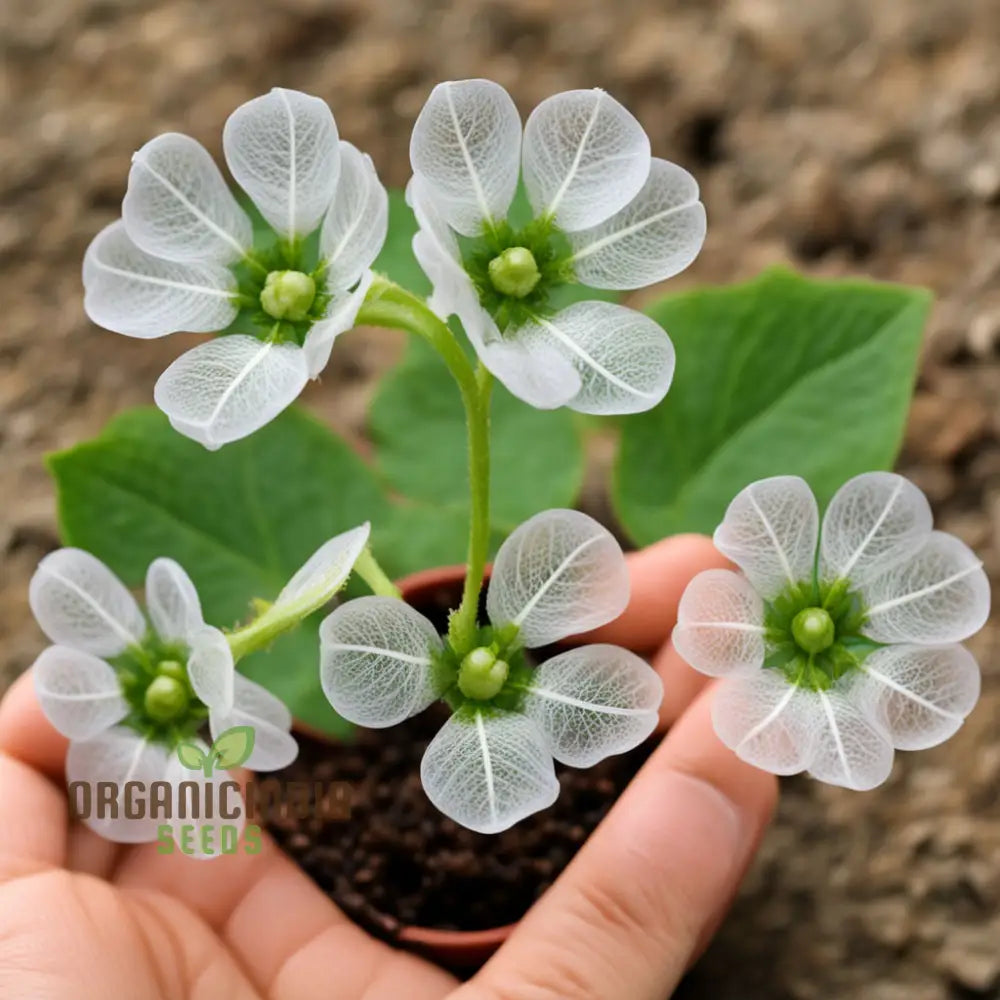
(260, 270, 317, 322)
(144, 672, 190, 722)
(488, 247, 541, 298)
(791, 607, 836, 654)
(457, 646, 511, 701)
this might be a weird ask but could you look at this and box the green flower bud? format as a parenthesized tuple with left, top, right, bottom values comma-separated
(260, 270, 316, 321)
(156, 659, 187, 682)
(144, 675, 190, 723)
(791, 607, 836, 655)
(488, 247, 541, 298)
(458, 646, 510, 701)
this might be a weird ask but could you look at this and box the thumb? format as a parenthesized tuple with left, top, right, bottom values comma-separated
(456, 683, 777, 1000)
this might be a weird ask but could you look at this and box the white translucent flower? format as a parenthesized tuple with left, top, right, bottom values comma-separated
(320, 509, 662, 834)
(408, 79, 704, 414)
(85, 88, 388, 449)
(675, 473, 989, 790)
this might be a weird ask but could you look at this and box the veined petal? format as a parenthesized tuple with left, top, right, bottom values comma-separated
(186, 625, 234, 715)
(820, 472, 933, 585)
(807, 690, 894, 791)
(478, 335, 581, 411)
(711, 671, 816, 775)
(302, 270, 375, 378)
(673, 569, 767, 678)
(487, 508, 629, 647)
(29, 548, 145, 657)
(210, 674, 297, 771)
(523, 645, 662, 767)
(83, 221, 238, 338)
(33, 646, 128, 740)
(713, 476, 819, 601)
(516, 301, 674, 415)
(410, 79, 522, 237)
(123, 133, 252, 263)
(223, 88, 340, 240)
(154, 335, 309, 450)
(420, 710, 559, 835)
(860, 532, 990, 644)
(275, 524, 371, 619)
(568, 158, 706, 289)
(320, 597, 441, 728)
(522, 88, 651, 232)
(851, 644, 980, 751)
(145, 557, 204, 644)
(320, 142, 389, 292)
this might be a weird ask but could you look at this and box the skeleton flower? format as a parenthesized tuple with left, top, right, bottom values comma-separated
(320, 509, 663, 834)
(83, 88, 388, 450)
(675, 473, 990, 790)
(407, 79, 706, 414)
(28, 524, 369, 846)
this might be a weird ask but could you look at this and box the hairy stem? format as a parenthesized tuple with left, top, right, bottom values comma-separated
(354, 546, 402, 599)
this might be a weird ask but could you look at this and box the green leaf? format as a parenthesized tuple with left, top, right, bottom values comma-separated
(614, 268, 930, 543)
(176, 742, 207, 771)
(210, 725, 256, 769)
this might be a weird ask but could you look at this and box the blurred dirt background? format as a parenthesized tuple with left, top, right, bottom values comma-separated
(2, 1, 999, 997)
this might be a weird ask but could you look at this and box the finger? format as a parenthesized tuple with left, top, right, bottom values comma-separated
(655, 638, 711, 729)
(462, 684, 778, 1000)
(0, 669, 68, 782)
(582, 534, 728, 653)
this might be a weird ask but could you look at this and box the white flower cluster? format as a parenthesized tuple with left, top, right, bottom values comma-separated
(675, 473, 990, 790)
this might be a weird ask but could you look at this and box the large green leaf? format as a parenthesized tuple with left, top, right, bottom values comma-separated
(614, 268, 930, 544)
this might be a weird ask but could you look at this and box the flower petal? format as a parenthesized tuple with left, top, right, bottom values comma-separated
(487, 508, 629, 647)
(319, 142, 389, 292)
(145, 557, 204, 644)
(807, 689, 894, 791)
(521, 88, 651, 232)
(819, 472, 933, 585)
(302, 270, 375, 378)
(29, 548, 145, 656)
(275, 524, 371, 619)
(123, 133, 252, 263)
(711, 671, 816, 775)
(477, 335, 581, 411)
(420, 709, 559, 834)
(522, 645, 662, 767)
(186, 625, 234, 714)
(860, 531, 990, 644)
(83, 221, 238, 338)
(713, 476, 819, 601)
(673, 568, 767, 678)
(33, 646, 128, 740)
(515, 301, 674, 415)
(568, 158, 706, 289)
(154, 335, 309, 450)
(410, 79, 522, 237)
(851, 644, 981, 751)
(66, 728, 172, 843)
(223, 88, 340, 240)
(210, 674, 297, 771)
(320, 596, 441, 728)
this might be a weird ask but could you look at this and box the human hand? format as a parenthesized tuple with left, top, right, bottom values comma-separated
(0, 534, 776, 1000)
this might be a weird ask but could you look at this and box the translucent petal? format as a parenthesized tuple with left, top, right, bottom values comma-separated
(521, 89, 651, 232)
(487, 508, 629, 647)
(319, 142, 389, 292)
(66, 728, 171, 843)
(568, 158, 706, 289)
(301, 270, 375, 378)
(515, 301, 675, 415)
(420, 710, 559, 835)
(478, 335, 581, 411)
(29, 548, 145, 656)
(410, 79, 522, 237)
(673, 569, 767, 678)
(860, 531, 990, 644)
(522, 645, 662, 767)
(275, 523, 371, 619)
(33, 646, 128, 740)
(210, 673, 297, 772)
(145, 557, 203, 644)
(123, 133, 252, 263)
(83, 221, 238, 338)
(819, 472, 933, 585)
(223, 88, 340, 240)
(186, 625, 234, 714)
(154, 335, 309, 451)
(851, 644, 981, 751)
(713, 476, 819, 600)
(320, 597, 441, 728)
(807, 690, 894, 791)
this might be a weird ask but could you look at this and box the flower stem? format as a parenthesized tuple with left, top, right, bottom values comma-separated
(354, 546, 402, 599)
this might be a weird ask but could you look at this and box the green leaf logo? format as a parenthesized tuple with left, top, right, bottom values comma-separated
(175, 726, 255, 776)
(176, 742, 208, 771)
